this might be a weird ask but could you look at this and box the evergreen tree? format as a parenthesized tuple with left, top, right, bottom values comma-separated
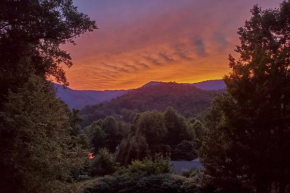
(201, 2, 290, 192)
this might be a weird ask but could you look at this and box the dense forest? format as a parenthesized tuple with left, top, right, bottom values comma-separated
(2, 1, 290, 193)
(84, 107, 205, 163)
(80, 82, 220, 127)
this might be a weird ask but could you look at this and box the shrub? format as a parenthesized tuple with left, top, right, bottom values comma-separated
(89, 148, 118, 176)
(82, 173, 215, 193)
(84, 174, 180, 193)
(128, 155, 171, 175)
(181, 168, 200, 178)
(172, 140, 197, 161)
(83, 154, 217, 193)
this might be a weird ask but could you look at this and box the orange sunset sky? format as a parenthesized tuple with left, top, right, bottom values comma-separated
(62, 0, 283, 91)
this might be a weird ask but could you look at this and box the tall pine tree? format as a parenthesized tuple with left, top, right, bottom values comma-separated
(201, 2, 290, 193)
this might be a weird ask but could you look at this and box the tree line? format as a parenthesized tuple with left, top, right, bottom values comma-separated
(84, 108, 205, 167)
(80, 82, 220, 127)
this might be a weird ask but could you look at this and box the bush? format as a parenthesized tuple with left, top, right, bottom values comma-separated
(128, 155, 171, 175)
(172, 140, 197, 161)
(182, 168, 199, 178)
(84, 174, 180, 193)
(83, 155, 217, 193)
(89, 148, 118, 176)
(83, 173, 216, 193)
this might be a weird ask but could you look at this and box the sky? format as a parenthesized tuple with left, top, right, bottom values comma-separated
(62, 0, 283, 90)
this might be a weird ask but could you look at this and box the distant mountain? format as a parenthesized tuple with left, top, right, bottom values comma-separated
(80, 82, 223, 127)
(55, 80, 225, 110)
(142, 80, 226, 90)
(141, 81, 162, 87)
(192, 80, 226, 90)
(54, 84, 127, 109)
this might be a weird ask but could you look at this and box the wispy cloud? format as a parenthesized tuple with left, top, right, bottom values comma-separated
(193, 39, 208, 57)
(159, 52, 174, 63)
(62, 0, 283, 90)
(144, 55, 162, 66)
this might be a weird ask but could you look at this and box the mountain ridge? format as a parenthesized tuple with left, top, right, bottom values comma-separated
(55, 79, 225, 109)
(80, 81, 223, 126)
(54, 84, 128, 109)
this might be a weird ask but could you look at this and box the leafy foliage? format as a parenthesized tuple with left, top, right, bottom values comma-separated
(201, 2, 290, 193)
(0, 1, 96, 192)
(89, 148, 118, 177)
(80, 82, 220, 127)
(83, 173, 213, 193)
(91, 126, 107, 154)
(164, 107, 191, 147)
(117, 135, 150, 166)
(102, 117, 123, 152)
(86, 117, 123, 154)
(172, 141, 197, 161)
(116, 109, 197, 165)
(136, 111, 168, 153)
(128, 155, 171, 175)
(82, 153, 214, 193)
(189, 120, 207, 150)
(0, 0, 96, 106)
(0, 77, 87, 193)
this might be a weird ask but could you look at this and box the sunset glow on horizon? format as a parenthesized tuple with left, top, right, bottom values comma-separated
(62, 0, 283, 91)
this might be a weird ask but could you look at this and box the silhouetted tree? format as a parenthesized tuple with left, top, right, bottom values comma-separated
(201, 2, 290, 193)
(172, 141, 197, 161)
(164, 107, 190, 147)
(0, 1, 96, 192)
(117, 109, 196, 165)
(89, 148, 117, 176)
(190, 120, 207, 150)
(0, 0, 96, 106)
(91, 126, 107, 155)
(70, 109, 82, 136)
(136, 111, 168, 155)
(117, 135, 150, 166)
(102, 116, 122, 152)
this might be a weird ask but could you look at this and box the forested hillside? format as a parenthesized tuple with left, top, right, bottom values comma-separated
(55, 80, 225, 109)
(80, 82, 221, 126)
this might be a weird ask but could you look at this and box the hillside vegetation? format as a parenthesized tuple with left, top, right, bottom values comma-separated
(55, 80, 225, 110)
(80, 82, 221, 126)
